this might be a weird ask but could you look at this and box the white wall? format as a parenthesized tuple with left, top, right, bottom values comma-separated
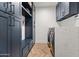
(55, 27, 79, 57)
(55, 14, 79, 56)
(35, 6, 58, 43)
(34, 4, 79, 56)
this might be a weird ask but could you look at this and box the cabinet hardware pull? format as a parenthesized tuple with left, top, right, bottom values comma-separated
(11, 5, 15, 14)
(10, 4, 15, 14)
(9, 16, 15, 26)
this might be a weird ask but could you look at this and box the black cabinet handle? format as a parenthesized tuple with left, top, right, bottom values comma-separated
(10, 4, 15, 14)
(9, 16, 15, 26)
(6, 2, 8, 8)
(3, 2, 6, 7)
(4, 2, 8, 8)
(12, 16, 15, 26)
(12, 5, 15, 14)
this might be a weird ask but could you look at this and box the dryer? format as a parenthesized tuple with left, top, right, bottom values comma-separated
(48, 28, 55, 56)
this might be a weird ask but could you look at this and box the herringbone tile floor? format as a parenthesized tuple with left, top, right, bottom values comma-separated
(28, 43, 52, 57)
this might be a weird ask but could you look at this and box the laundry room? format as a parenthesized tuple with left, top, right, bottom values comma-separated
(0, 2, 79, 57)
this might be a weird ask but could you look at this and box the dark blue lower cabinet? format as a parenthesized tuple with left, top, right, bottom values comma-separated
(23, 17, 33, 57)
(0, 12, 33, 57)
(11, 17, 21, 57)
(22, 45, 29, 57)
(0, 17, 9, 57)
(0, 10, 22, 57)
(28, 40, 33, 51)
(0, 11, 11, 57)
(22, 39, 33, 57)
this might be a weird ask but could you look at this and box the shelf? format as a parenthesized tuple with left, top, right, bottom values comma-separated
(22, 2, 32, 12)
(28, 2, 32, 8)
(22, 5, 32, 17)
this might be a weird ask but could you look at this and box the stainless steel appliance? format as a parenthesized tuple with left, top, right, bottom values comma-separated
(48, 28, 55, 56)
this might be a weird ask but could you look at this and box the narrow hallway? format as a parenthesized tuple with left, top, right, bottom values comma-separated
(28, 43, 53, 57)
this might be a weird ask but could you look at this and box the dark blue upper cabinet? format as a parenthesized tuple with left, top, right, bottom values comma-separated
(11, 2, 22, 18)
(56, 2, 78, 21)
(0, 2, 8, 12)
(56, 3, 60, 21)
(0, 2, 22, 18)
(70, 2, 78, 15)
(0, 2, 12, 14)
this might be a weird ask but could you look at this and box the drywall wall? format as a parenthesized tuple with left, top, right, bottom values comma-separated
(55, 14, 79, 57)
(35, 6, 58, 43)
(55, 27, 79, 57)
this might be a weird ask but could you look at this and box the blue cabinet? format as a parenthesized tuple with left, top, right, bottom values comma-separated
(22, 2, 34, 57)
(11, 16, 21, 57)
(11, 2, 22, 18)
(0, 2, 7, 12)
(0, 2, 22, 57)
(56, 2, 78, 21)
(0, 11, 10, 57)
(0, 2, 13, 14)
(0, 12, 21, 57)
(0, 2, 34, 57)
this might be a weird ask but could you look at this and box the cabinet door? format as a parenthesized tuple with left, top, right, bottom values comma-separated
(0, 12, 10, 57)
(6, 2, 12, 14)
(64, 2, 69, 16)
(61, 2, 66, 18)
(11, 17, 21, 57)
(56, 3, 60, 21)
(56, 4, 59, 20)
(59, 3, 62, 19)
(0, 2, 13, 14)
(11, 2, 21, 18)
(70, 2, 78, 15)
(0, 2, 8, 12)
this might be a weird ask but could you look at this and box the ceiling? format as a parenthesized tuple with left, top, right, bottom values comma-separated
(34, 2, 57, 7)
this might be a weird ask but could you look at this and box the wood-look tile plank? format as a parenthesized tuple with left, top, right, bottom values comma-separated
(28, 43, 53, 57)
